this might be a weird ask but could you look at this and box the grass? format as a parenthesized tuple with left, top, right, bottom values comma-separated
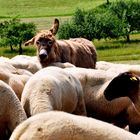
(0, 46, 36, 58)
(0, 0, 114, 18)
(94, 34, 140, 63)
(0, 0, 116, 30)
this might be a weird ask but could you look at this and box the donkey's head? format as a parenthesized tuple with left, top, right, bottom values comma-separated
(24, 18, 59, 64)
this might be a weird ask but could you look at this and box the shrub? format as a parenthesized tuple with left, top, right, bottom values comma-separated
(0, 18, 36, 54)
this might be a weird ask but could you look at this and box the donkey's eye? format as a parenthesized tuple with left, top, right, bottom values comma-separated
(36, 41, 40, 45)
(47, 41, 53, 46)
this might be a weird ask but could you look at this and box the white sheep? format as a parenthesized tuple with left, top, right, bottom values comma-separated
(65, 67, 140, 134)
(0, 62, 33, 100)
(21, 66, 87, 117)
(96, 61, 140, 76)
(9, 111, 140, 140)
(10, 55, 42, 74)
(48, 62, 76, 68)
(0, 80, 27, 140)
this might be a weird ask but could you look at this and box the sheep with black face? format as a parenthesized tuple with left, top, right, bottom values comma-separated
(65, 67, 140, 134)
(104, 72, 139, 102)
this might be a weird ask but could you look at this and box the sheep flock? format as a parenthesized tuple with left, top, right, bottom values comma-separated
(0, 54, 140, 140)
(1, 19, 140, 140)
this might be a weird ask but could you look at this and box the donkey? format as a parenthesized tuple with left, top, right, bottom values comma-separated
(24, 18, 97, 68)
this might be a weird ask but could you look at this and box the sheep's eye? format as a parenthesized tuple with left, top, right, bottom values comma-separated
(47, 41, 53, 46)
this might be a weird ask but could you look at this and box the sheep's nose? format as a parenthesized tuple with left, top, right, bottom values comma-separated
(39, 49, 48, 60)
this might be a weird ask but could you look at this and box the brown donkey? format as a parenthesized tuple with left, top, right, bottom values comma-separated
(24, 18, 97, 68)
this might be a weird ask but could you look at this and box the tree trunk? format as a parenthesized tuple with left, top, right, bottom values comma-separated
(126, 34, 130, 43)
(19, 43, 23, 54)
(10, 45, 13, 52)
(107, 0, 110, 4)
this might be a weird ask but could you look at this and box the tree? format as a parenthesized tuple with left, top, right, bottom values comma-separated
(93, 11, 126, 40)
(109, 0, 140, 42)
(58, 1, 140, 42)
(58, 9, 96, 40)
(0, 18, 36, 54)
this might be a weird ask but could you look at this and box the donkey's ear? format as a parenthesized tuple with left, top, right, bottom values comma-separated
(24, 37, 35, 46)
(49, 18, 59, 35)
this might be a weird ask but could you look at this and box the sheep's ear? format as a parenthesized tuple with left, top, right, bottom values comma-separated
(49, 18, 59, 36)
(24, 37, 35, 46)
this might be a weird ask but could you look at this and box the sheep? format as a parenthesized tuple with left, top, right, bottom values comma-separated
(0, 55, 41, 74)
(64, 67, 140, 134)
(0, 80, 27, 140)
(0, 56, 10, 62)
(10, 55, 41, 74)
(21, 66, 87, 117)
(9, 111, 140, 140)
(11, 54, 76, 69)
(0, 62, 33, 100)
(24, 18, 97, 68)
(47, 62, 76, 68)
(96, 61, 140, 76)
(104, 71, 140, 133)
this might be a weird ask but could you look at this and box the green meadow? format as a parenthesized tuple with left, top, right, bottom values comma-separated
(0, 0, 115, 18)
(0, 0, 140, 64)
(95, 34, 140, 63)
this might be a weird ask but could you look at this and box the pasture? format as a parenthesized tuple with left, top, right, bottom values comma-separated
(0, 0, 140, 64)
(0, 0, 116, 18)
(95, 34, 140, 64)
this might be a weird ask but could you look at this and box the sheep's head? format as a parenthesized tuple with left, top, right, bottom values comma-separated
(104, 72, 140, 101)
(24, 18, 59, 65)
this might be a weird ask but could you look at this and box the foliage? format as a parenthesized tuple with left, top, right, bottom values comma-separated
(58, 0, 140, 42)
(0, 18, 36, 54)
(109, 0, 140, 42)
(58, 9, 97, 40)
(94, 11, 126, 40)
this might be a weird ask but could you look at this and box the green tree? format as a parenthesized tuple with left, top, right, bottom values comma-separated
(94, 11, 126, 40)
(109, 0, 140, 42)
(0, 18, 36, 54)
(58, 1, 140, 42)
(58, 9, 96, 40)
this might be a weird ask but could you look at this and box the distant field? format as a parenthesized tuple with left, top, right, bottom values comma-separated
(0, 0, 116, 30)
(0, 0, 139, 30)
(0, 0, 115, 18)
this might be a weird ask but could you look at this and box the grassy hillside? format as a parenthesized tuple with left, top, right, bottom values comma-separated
(0, 0, 115, 18)
(0, 0, 115, 30)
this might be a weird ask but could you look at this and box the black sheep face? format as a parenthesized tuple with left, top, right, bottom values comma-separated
(104, 72, 140, 101)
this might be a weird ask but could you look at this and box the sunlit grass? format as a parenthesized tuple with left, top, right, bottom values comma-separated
(94, 34, 140, 62)
(0, 46, 36, 58)
(0, 0, 115, 18)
